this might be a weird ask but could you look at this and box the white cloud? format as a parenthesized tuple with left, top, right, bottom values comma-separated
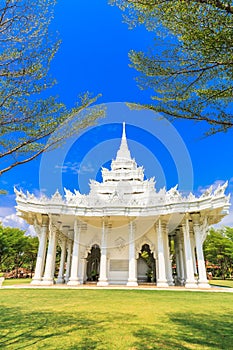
(55, 161, 81, 174)
(0, 180, 8, 185)
(0, 206, 14, 217)
(0, 211, 36, 236)
(55, 164, 70, 173)
(78, 163, 95, 175)
(55, 161, 95, 175)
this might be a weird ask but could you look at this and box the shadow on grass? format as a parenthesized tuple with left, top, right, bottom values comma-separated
(1, 300, 233, 349)
(0, 305, 133, 349)
(133, 327, 188, 350)
(210, 282, 232, 288)
(133, 313, 233, 350)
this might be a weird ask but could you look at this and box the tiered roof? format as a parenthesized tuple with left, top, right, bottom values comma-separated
(89, 122, 155, 202)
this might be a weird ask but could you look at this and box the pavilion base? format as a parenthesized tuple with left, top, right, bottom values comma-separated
(31, 278, 43, 285)
(67, 279, 81, 286)
(185, 281, 198, 288)
(97, 281, 109, 286)
(157, 281, 169, 288)
(198, 281, 211, 288)
(40, 278, 55, 286)
(127, 281, 138, 287)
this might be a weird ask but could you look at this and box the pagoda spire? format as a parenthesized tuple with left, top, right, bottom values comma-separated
(122, 121, 126, 140)
(116, 122, 131, 159)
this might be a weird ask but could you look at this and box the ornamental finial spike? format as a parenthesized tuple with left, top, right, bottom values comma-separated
(116, 122, 131, 159)
(122, 121, 126, 140)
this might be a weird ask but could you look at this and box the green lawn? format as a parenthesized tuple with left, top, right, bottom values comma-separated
(3, 278, 32, 286)
(209, 279, 233, 288)
(0, 289, 233, 349)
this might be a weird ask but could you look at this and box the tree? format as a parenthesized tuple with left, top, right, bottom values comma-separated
(203, 227, 233, 279)
(22, 236, 39, 277)
(0, 224, 39, 275)
(111, 0, 233, 134)
(225, 226, 233, 243)
(0, 225, 9, 269)
(0, 0, 104, 176)
(0, 224, 27, 272)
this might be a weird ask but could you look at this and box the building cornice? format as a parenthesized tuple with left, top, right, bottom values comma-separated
(15, 182, 230, 225)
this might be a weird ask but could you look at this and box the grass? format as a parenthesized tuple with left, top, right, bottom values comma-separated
(3, 278, 32, 286)
(209, 279, 233, 288)
(0, 289, 233, 349)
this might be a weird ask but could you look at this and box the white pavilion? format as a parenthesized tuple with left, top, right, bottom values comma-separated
(15, 123, 230, 288)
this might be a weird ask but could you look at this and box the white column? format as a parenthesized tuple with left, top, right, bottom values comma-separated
(155, 255, 158, 284)
(156, 219, 168, 287)
(178, 233, 185, 285)
(179, 232, 186, 286)
(41, 218, 57, 285)
(31, 216, 48, 285)
(65, 240, 72, 283)
(127, 221, 138, 286)
(83, 257, 87, 283)
(164, 229, 174, 286)
(182, 217, 197, 288)
(174, 235, 180, 285)
(68, 219, 81, 286)
(79, 257, 86, 284)
(98, 219, 109, 286)
(191, 234, 198, 275)
(193, 221, 210, 288)
(57, 238, 67, 284)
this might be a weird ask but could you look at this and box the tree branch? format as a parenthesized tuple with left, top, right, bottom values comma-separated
(125, 0, 233, 14)
(144, 104, 233, 127)
(0, 137, 58, 176)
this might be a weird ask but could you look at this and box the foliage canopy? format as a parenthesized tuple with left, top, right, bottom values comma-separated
(0, 224, 38, 273)
(204, 226, 233, 278)
(0, 0, 103, 176)
(111, 0, 233, 134)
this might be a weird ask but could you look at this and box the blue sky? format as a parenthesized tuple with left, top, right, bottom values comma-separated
(0, 1, 233, 230)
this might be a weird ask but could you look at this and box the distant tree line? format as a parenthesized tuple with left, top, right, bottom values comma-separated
(204, 227, 233, 279)
(0, 224, 38, 277)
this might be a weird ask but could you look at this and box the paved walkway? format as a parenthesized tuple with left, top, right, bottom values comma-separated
(1, 283, 233, 293)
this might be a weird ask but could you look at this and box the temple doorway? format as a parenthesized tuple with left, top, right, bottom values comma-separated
(137, 244, 156, 283)
(86, 245, 100, 281)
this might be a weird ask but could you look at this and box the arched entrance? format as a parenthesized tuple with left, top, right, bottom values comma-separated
(137, 244, 156, 283)
(86, 245, 100, 281)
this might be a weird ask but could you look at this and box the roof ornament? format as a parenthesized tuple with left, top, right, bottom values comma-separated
(122, 121, 126, 140)
(14, 187, 26, 200)
(51, 189, 63, 203)
(116, 122, 131, 160)
(213, 181, 228, 197)
(200, 185, 213, 198)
